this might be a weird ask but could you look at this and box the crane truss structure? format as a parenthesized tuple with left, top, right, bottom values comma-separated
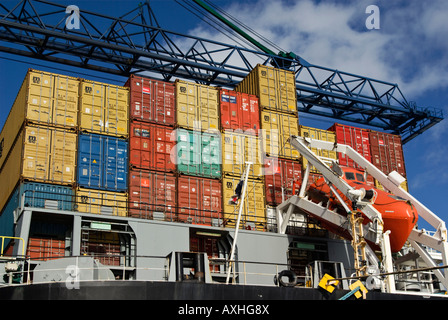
(0, 0, 443, 143)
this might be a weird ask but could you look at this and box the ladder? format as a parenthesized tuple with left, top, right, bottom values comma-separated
(277, 135, 448, 293)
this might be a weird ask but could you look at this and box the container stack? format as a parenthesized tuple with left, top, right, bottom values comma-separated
(235, 64, 302, 231)
(219, 87, 265, 231)
(76, 78, 129, 217)
(125, 75, 177, 221)
(0, 64, 412, 257)
(175, 79, 223, 227)
(0, 69, 79, 255)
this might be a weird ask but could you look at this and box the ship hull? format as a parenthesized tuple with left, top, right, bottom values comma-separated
(0, 280, 443, 301)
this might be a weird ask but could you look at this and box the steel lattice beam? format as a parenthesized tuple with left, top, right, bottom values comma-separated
(0, 0, 443, 143)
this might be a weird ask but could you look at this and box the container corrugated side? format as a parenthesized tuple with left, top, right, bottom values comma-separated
(0, 69, 78, 171)
(178, 175, 222, 227)
(299, 126, 337, 172)
(79, 80, 129, 137)
(128, 168, 176, 220)
(222, 176, 266, 231)
(328, 123, 372, 169)
(176, 128, 221, 179)
(27, 237, 66, 260)
(260, 110, 299, 160)
(220, 89, 259, 134)
(222, 130, 263, 179)
(369, 130, 406, 178)
(129, 120, 175, 172)
(175, 80, 219, 132)
(77, 133, 128, 192)
(235, 64, 297, 114)
(125, 75, 176, 126)
(75, 187, 127, 217)
(264, 157, 302, 206)
(0, 125, 77, 213)
(374, 179, 409, 192)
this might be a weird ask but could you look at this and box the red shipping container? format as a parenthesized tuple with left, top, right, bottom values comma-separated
(125, 75, 175, 126)
(128, 169, 177, 220)
(264, 157, 302, 206)
(178, 175, 222, 227)
(369, 130, 406, 178)
(27, 237, 65, 260)
(328, 123, 372, 169)
(129, 120, 175, 172)
(220, 89, 260, 134)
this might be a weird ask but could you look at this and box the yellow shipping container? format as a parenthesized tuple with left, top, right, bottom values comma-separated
(76, 188, 127, 217)
(222, 131, 264, 179)
(222, 176, 266, 231)
(299, 126, 338, 172)
(260, 110, 300, 160)
(176, 80, 219, 132)
(235, 64, 297, 114)
(79, 80, 129, 137)
(374, 179, 409, 193)
(0, 125, 77, 212)
(0, 69, 78, 170)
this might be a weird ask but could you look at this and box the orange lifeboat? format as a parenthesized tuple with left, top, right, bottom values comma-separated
(303, 167, 418, 253)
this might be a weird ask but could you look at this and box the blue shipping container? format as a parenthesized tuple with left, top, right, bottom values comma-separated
(0, 182, 74, 249)
(77, 133, 128, 191)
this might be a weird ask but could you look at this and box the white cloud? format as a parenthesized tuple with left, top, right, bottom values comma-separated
(187, 0, 448, 101)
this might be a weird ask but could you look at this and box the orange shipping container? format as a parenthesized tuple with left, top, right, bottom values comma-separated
(128, 169, 177, 220)
(264, 157, 302, 206)
(328, 123, 372, 169)
(129, 121, 175, 172)
(125, 75, 175, 126)
(369, 130, 406, 178)
(220, 89, 259, 134)
(178, 175, 222, 227)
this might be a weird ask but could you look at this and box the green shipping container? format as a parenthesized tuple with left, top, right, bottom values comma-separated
(176, 128, 221, 178)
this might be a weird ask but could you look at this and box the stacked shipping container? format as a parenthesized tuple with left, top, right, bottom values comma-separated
(175, 79, 223, 227)
(0, 64, 411, 260)
(125, 76, 176, 221)
(235, 64, 300, 231)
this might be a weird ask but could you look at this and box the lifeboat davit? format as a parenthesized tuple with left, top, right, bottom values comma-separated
(305, 167, 418, 253)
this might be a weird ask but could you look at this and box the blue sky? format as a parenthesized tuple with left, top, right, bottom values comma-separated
(0, 0, 447, 231)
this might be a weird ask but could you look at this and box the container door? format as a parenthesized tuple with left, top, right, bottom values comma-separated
(153, 80, 175, 125)
(26, 71, 54, 124)
(260, 110, 280, 158)
(79, 81, 105, 134)
(53, 76, 79, 128)
(22, 126, 51, 181)
(104, 85, 129, 137)
(103, 137, 128, 191)
(256, 65, 277, 110)
(280, 113, 299, 159)
(153, 125, 175, 172)
(49, 129, 77, 184)
(77, 134, 102, 189)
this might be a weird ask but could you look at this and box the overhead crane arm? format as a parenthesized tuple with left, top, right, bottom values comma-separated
(0, 0, 443, 143)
